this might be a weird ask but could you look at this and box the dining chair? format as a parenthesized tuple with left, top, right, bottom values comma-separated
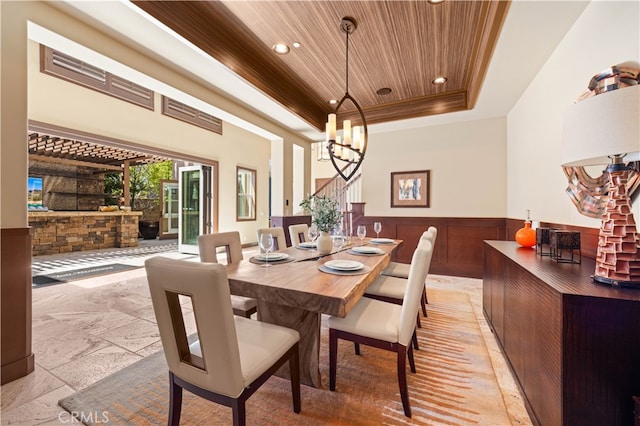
(256, 227, 288, 250)
(379, 226, 437, 314)
(328, 240, 434, 418)
(288, 223, 309, 246)
(363, 235, 434, 348)
(197, 232, 258, 318)
(145, 257, 301, 426)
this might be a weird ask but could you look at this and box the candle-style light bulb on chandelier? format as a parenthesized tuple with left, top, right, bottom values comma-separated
(326, 17, 368, 181)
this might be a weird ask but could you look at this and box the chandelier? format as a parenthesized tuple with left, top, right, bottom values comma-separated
(325, 17, 368, 181)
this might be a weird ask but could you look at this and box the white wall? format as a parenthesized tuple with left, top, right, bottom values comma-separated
(507, 0, 640, 226)
(1, 1, 29, 228)
(292, 144, 304, 214)
(270, 140, 284, 216)
(361, 117, 507, 217)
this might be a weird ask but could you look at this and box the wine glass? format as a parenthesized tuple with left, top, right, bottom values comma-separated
(356, 225, 366, 246)
(259, 234, 274, 268)
(373, 222, 382, 239)
(308, 224, 319, 250)
(333, 229, 346, 257)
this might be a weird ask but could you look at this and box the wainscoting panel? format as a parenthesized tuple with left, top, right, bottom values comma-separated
(350, 203, 600, 279)
(1, 227, 35, 384)
(446, 224, 505, 277)
(354, 216, 507, 278)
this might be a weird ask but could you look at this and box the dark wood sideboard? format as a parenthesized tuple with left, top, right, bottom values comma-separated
(483, 241, 640, 425)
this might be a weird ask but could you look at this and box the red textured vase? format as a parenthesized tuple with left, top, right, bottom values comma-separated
(515, 220, 536, 248)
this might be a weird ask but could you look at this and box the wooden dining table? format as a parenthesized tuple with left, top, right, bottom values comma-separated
(224, 237, 402, 388)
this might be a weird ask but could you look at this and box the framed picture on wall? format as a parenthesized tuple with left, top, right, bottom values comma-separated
(391, 170, 430, 208)
(237, 166, 256, 221)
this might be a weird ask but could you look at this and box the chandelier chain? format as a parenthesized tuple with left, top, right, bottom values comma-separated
(345, 30, 349, 95)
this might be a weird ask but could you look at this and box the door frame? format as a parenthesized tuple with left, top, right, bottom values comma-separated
(159, 179, 178, 239)
(178, 164, 217, 254)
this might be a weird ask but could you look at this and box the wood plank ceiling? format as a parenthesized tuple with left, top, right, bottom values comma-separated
(132, 0, 509, 131)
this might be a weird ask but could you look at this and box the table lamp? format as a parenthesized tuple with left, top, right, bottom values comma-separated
(562, 82, 640, 288)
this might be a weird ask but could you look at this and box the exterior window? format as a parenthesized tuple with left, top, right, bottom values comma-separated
(236, 167, 256, 221)
(41, 45, 154, 110)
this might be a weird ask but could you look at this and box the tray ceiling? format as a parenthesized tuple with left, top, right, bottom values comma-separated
(132, 1, 509, 131)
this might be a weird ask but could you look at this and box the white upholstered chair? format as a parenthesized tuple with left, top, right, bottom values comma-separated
(383, 226, 437, 280)
(145, 257, 301, 426)
(328, 240, 434, 418)
(256, 227, 288, 250)
(288, 223, 309, 247)
(197, 232, 257, 318)
(375, 226, 438, 320)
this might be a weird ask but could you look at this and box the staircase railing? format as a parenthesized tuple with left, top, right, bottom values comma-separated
(313, 163, 362, 236)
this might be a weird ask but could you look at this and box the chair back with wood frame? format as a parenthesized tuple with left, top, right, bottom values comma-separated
(288, 224, 309, 246)
(198, 231, 244, 264)
(197, 232, 257, 318)
(145, 257, 301, 426)
(257, 227, 288, 250)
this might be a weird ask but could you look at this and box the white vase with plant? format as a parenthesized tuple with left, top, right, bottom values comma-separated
(300, 195, 342, 254)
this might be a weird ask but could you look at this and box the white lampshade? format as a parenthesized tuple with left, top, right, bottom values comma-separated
(561, 84, 640, 166)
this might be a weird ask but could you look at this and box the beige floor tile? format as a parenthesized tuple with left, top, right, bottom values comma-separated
(85, 290, 152, 316)
(48, 345, 141, 391)
(47, 310, 139, 336)
(0, 384, 75, 426)
(31, 315, 79, 345)
(69, 268, 148, 290)
(32, 330, 112, 371)
(0, 364, 65, 413)
(128, 303, 158, 323)
(97, 318, 160, 352)
(135, 339, 164, 358)
(32, 289, 92, 318)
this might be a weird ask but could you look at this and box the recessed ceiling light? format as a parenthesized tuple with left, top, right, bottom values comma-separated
(329, 99, 338, 105)
(428, 0, 445, 4)
(432, 76, 447, 85)
(376, 87, 392, 96)
(292, 42, 301, 48)
(272, 44, 290, 55)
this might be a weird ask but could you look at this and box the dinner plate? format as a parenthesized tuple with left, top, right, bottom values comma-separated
(254, 253, 289, 261)
(297, 242, 317, 249)
(351, 246, 384, 254)
(370, 238, 395, 244)
(324, 260, 364, 271)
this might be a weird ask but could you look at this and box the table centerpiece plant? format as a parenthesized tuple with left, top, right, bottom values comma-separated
(300, 194, 342, 254)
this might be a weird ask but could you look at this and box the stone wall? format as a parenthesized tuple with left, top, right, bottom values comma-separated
(29, 211, 141, 256)
(30, 160, 106, 211)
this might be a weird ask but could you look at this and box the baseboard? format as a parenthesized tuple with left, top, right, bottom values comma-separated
(1, 353, 35, 385)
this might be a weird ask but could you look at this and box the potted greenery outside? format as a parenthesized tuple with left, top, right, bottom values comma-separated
(300, 194, 342, 254)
